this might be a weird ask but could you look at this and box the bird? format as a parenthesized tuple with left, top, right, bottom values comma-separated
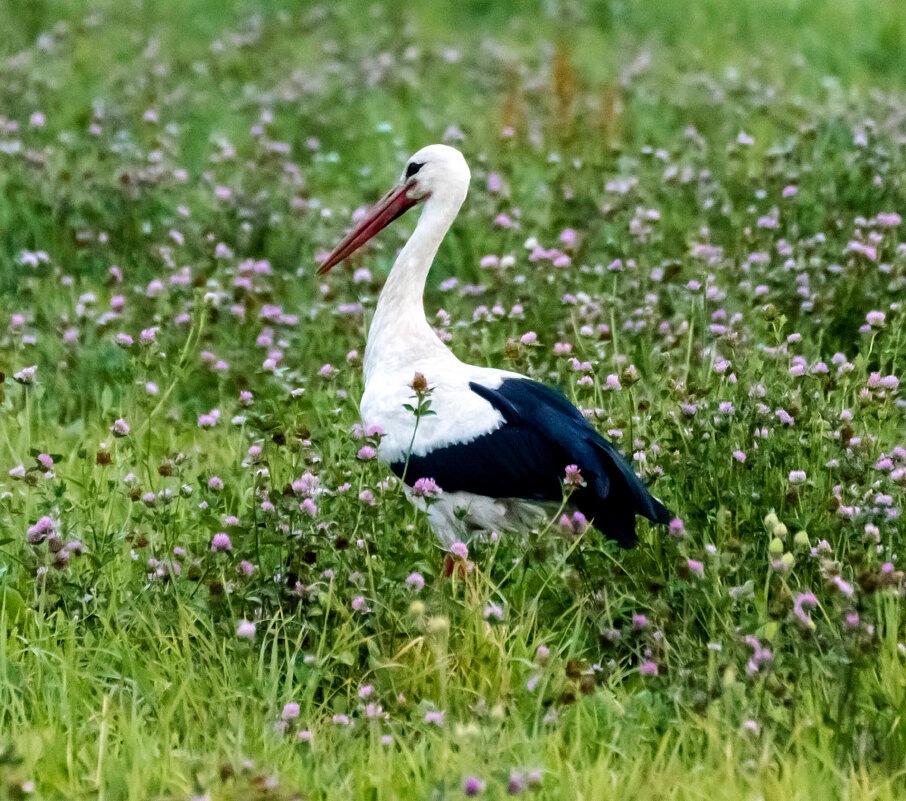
(318, 144, 671, 549)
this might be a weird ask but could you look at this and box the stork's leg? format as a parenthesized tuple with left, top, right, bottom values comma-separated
(442, 553, 469, 579)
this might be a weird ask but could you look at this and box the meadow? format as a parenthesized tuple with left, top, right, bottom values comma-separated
(3, 1, 906, 798)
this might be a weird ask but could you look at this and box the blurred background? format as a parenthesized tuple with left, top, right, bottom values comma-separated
(4, 0, 906, 166)
(4, 0, 906, 284)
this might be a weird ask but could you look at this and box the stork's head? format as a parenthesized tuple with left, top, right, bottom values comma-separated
(398, 144, 471, 204)
(318, 144, 470, 274)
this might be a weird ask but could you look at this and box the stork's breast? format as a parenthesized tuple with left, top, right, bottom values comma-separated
(361, 367, 507, 463)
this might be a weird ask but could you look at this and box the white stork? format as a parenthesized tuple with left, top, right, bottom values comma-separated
(318, 144, 671, 548)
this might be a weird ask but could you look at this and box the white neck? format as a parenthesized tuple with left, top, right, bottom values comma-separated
(364, 192, 464, 381)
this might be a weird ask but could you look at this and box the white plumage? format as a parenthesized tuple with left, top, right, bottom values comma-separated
(361, 362, 511, 462)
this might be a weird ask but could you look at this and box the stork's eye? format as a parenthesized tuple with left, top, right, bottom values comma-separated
(405, 161, 424, 179)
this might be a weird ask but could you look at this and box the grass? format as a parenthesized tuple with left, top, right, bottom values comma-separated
(2, 0, 906, 798)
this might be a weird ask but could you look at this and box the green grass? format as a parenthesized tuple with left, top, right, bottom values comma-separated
(2, 0, 906, 798)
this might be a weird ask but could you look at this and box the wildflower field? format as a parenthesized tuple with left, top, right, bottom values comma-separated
(4, 0, 906, 798)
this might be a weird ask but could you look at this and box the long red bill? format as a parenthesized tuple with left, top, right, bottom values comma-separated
(317, 183, 420, 275)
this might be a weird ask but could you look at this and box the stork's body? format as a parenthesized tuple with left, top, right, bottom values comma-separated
(320, 145, 671, 547)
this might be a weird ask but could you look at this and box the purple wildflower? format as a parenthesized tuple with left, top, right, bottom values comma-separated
(211, 532, 232, 552)
(406, 572, 426, 591)
(411, 477, 441, 498)
(793, 592, 818, 629)
(450, 541, 469, 560)
(563, 464, 585, 487)
(639, 660, 658, 676)
(27, 515, 54, 544)
(110, 418, 130, 437)
(866, 311, 886, 328)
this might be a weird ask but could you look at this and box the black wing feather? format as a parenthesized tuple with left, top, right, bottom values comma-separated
(391, 425, 562, 501)
(391, 377, 671, 547)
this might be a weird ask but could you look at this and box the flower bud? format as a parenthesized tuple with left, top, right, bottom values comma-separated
(426, 615, 449, 635)
(793, 529, 810, 549)
(780, 552, 795, 568)
(772, 522, 788, 539)
(764, 511, 779, 529)
(412, 372, 428, 392)
(769, 537, 784, 555)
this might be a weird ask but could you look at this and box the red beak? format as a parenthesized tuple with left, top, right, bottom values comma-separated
(318, 182, 421, 275)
